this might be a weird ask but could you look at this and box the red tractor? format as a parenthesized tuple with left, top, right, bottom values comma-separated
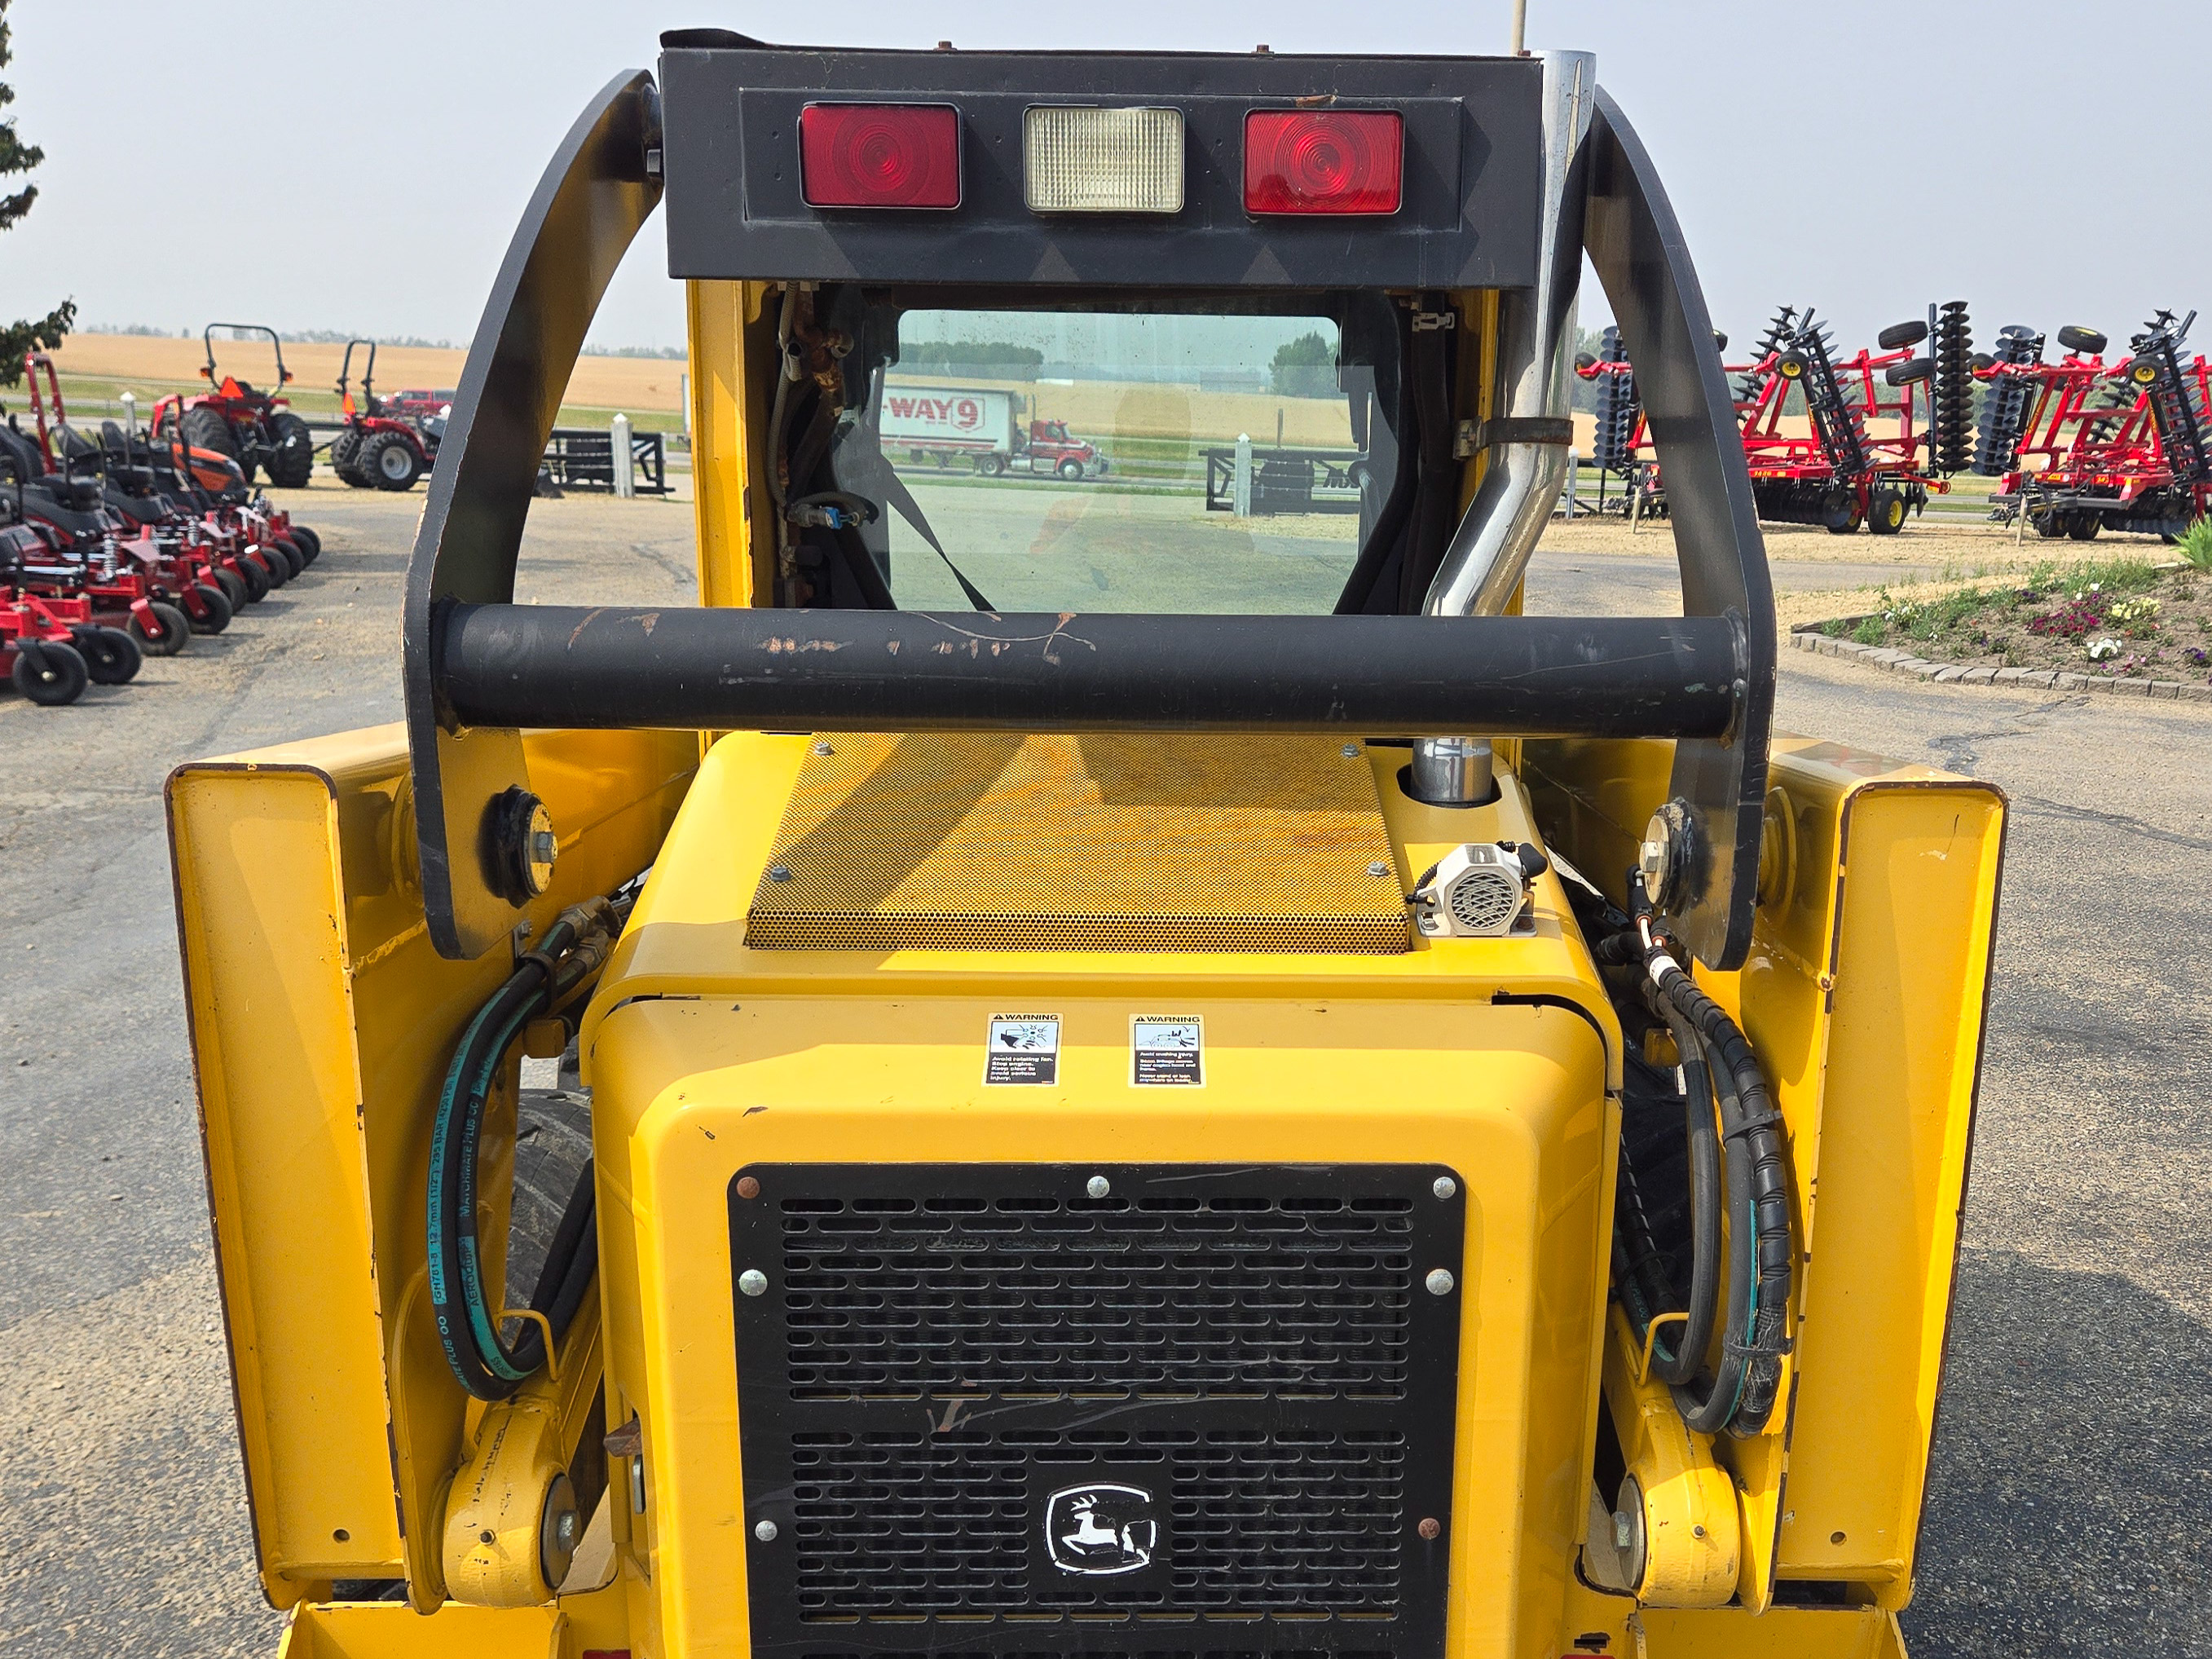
(1971, 311, 2211, 540)
(328, 339, 438, 491)
(150, 324, 316, 488)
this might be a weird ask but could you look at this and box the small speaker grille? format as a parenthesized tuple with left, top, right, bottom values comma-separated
(1445, 869, 1519, 934)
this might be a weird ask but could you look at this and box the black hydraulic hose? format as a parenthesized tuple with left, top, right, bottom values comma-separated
(1645, 999, 1722, 1392)
(428, 898, 620, 1401)
(1628, 893, 1793, 1437)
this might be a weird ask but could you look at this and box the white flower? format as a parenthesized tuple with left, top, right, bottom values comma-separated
(2086, 638, 2122, 661)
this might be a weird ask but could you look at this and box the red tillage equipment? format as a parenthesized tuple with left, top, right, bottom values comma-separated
(1575, 302, 1976, 533)
(1971, 311, 2211, 540)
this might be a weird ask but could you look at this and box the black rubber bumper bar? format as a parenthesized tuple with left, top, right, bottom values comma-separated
(436, 603, 1743, 739)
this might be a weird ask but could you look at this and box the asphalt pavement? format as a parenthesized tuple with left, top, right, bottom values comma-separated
(1, 489, 2206, 1656)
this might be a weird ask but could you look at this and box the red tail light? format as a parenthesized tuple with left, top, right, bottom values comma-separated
(800, 104, 962, 210)
(1243, 110, 1403, 216)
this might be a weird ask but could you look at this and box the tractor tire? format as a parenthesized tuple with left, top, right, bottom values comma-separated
(2068, 514, 2102, 541)
(180, 405, 241, 472)
(75, 624, 143, 685)
(1056, 458, 1083, 480)
(2031, 508, 2069, 539)
(266, 413, 315, 488)
(364, 431, 424, 492)
(132, 600, 193, 656)
(187, 582, 232, 634)
(1867, 488, 1908, 536)
(271, 536, 306, 577)
(1884, 357, 1934, 386)
(1878, 320, 1930, 350)
(11, 639, 87, 706)
(213, 567, 250, 611)
(332, 427, 375, 487)
(289, 524, 321, 560)
(2056, 324, 2107, 356)
(234, 558, 271, 603)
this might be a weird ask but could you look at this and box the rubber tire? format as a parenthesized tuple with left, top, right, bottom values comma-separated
(251, 547, 289, 589)
(2056, 324, 2108, 356)
(1878, 320, 1931, 350)
(270, 536, 306, 578)
(11, 639, 87, 705)
(187, 582, 232, 634)
(364, 430, 423, 491)
(233, 557, 271, 603)
(1056, 458, 1082, 480)
(213, 567, 250, 611)
(1867, 489, 1907, 536)
(975, 453, 1007, 477)
(2068, 514, 2102, 541)
(1884, 357, 1934, 386)
(180, 406, 241, 470)
(75, 625, 142, 685)
(329, 426, 364, 480)
(132, 600, 193, 656)
(2032, 510, 2069, 539)
(288, 524, 321, 560)
(266, 413, 315, 488)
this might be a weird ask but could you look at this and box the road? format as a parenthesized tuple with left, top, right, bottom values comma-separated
(1, 484, 2206, 1656)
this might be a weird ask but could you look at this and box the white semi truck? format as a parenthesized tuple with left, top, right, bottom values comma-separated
(879, 383, 1107, 478)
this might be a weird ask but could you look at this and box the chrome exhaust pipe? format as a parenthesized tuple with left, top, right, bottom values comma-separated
(1410, 50, 1594, 806)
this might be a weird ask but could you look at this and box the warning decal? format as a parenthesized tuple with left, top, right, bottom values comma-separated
(985, 1014, 1061, 1086)
(1130, 1016, 1204, 1087)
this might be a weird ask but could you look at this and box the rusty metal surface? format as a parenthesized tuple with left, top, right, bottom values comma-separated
(745, 733, 1411, 954)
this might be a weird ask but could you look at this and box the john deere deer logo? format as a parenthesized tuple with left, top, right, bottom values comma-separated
(1043, 1483, 1158, 1576)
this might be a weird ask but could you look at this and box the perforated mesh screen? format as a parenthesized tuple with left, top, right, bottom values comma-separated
(746, 734, 1410, 954)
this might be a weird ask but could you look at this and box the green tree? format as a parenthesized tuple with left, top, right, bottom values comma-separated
(1270, 331, 1335, 398)
(0, 0, 73, 389)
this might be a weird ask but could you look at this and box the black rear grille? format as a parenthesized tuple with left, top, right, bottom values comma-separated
(794, 1427, 1407, 1613)
(781, 1190, 1417, 1398)
(732, 1164, 1463, 1659)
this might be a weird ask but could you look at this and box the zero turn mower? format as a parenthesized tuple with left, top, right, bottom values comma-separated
(167, 37, 2006, 1659)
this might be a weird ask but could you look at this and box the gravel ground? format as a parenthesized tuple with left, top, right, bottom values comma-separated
(2, 488, 2205, 1656)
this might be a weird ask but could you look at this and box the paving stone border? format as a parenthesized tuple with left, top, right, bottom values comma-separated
(1789, 622, 2212, 701)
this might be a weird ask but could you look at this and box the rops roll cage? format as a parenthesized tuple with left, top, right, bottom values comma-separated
(403, 42, 1774, 970)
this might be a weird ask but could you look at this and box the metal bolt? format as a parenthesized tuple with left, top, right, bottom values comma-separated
(739, 1269, 769, 1297)
(755, 1519, 779, 1542)
(767, 863, 792, 882)
(1342, 743, 1361, 758)
(1086, 1175, 1112, 1200)
(1417, 1516, 1441, 1540)
(479, 1528, 496, 1545)
(1368, 860, 1391, 878)
(813, 740, 834, 756)
(1425, 1268, 1456, 1296)
(1691, 1524, 1706, 1539)
(1432, 1176, 1457, 1201)
(737, 1176, 760, 1200)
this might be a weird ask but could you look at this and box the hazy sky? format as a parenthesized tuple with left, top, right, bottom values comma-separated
(7, 2, 2208, 358)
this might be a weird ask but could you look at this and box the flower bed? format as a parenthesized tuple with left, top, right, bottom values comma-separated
(1812, 557, 2212, 686)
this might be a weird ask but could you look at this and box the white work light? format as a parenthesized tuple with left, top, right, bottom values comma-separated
(1023, 106, 1185, 214)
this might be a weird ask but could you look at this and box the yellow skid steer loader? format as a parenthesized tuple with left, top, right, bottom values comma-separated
(166, 33, 2005, 1659)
